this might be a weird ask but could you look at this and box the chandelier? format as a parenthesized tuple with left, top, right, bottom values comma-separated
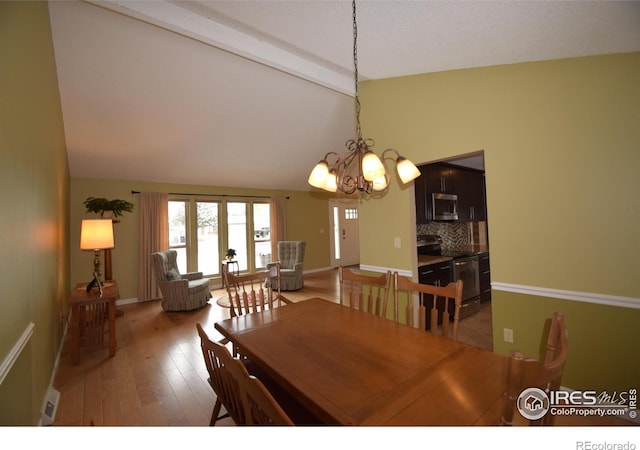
(308, 0, 420, 195)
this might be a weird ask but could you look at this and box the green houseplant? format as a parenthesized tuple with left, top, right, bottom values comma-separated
(225, 248, 236, 261)
(84, 197, 134, 220)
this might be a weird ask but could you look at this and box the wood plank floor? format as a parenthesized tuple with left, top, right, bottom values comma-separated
(52, 269, 340, 426)
(51, 268, 631, 427)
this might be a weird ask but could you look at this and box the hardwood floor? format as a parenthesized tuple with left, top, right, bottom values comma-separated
(52, 269, 340, 426)
(51, 268, 631, 427)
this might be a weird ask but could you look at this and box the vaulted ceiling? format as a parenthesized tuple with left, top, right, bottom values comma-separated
(48, 1, 640, 191)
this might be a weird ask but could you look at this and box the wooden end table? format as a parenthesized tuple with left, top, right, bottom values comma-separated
(70, 280, 119, 365)
(220, 260, 239, 288)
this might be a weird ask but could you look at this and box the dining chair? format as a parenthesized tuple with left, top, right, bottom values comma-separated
(196, 322, 245, 425)
(224, 262, 291, 318)
(230, 360, 295, 426)
(339, 266, 394, 320)
(393, 272, 464, 339)
(502, 311, 568, 426)
(196, 323, 294, 426)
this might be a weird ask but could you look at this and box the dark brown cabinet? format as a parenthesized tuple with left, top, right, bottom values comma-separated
(457, 169, 486, 222)
(418, 261, 452, 286)
(478, 252, 491, 303)
(415, 162, 486, 223)
(418, 261, 453, 331)
(424, 163, 457, 195)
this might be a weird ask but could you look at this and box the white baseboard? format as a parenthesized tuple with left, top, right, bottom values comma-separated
(116, 296, 140, 306)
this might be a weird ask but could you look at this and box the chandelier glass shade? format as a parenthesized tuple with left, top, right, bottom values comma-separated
(308, 0, 420, 195)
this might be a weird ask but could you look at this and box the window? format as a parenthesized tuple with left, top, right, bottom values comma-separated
(227, 202, 247, 271)
(168, 201, 187, 273)
(168, 197, 270, 277)
(345, 207, 358, 220)
(253, 203, 271, 268)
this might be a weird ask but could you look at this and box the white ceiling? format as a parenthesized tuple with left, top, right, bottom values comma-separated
(48, 0, 640, 191)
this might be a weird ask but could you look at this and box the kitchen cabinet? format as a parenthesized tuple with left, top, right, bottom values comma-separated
(415, 163, 458, 223)
(478, 252, 491, 303)
(424, 163, 457, 195)
(415, 162, 486, 223)
(457, 169, 487, 222)
(418, 260, 452, 286)
(418, 261, 453, 330)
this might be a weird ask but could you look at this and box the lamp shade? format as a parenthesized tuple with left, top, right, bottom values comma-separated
(372, 175, 389, 191)
(396, 156, 421, 184)
(80, 219, 114, 250)
(361, 150, 385, 181)
(324, 169, 338, 192)
(308, 160, 330, 188)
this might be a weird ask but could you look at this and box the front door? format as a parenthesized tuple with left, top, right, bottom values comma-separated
(329, 199, 360, 267)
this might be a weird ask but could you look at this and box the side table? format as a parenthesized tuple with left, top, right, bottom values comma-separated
(220, 260, 239, 288)
(70, 281, 119, 365)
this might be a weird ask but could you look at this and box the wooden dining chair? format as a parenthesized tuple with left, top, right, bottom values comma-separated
(339, 266, 394, 320)
(196, 322, 245, 425)
(501, 311, 568, 426)
(393, 272, 464, 340)
(228, 359, 294, 426)
(224, 262, 291, 318)
(196, 323, 294, 426)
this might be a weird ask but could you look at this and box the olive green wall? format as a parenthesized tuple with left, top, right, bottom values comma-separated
(0, 2, 70, 425)
(70, 178, 334, 300)
(358, 52, 640, 391)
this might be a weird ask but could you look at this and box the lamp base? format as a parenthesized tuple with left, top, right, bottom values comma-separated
(85, 273, 104, 297)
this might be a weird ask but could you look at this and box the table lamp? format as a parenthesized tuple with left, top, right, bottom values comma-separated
(80, 219, 114, 295)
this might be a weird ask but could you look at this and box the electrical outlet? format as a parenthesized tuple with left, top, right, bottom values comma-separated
(503, 328, 514, 343)
(394, 237, 401, 248)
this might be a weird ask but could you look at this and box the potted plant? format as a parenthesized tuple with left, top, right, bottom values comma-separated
(225, 248, 236, 261)
(83, 197, 134, 221)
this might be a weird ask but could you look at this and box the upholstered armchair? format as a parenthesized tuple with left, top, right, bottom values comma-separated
(151, 250, 211, 311)
(268, 241, 306, 291)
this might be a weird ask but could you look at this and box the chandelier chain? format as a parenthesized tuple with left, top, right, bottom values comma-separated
(307, 0, 420, 195)
(352, 0, 362, 140)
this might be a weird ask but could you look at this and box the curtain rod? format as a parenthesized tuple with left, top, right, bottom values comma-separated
(131, 190, 289, 200)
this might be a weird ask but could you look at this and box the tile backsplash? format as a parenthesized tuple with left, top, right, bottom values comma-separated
(417, 222, 471, 250)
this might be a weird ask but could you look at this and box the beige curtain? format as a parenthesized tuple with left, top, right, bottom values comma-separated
(137, 192, 169, 301)
(270, 197, 287, 259)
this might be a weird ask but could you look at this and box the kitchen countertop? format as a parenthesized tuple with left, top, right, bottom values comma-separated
(417, 245, 489, 267)
(418, 255, 453, 267)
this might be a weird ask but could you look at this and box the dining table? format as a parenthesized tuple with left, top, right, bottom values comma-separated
(214, 297, 507, 426)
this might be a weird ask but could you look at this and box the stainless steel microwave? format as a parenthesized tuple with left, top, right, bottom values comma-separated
(432, 193, 458, 221)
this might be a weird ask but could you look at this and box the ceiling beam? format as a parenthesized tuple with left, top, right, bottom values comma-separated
(87, 0, 355, 96)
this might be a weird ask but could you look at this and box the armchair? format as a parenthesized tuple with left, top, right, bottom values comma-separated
(268, 241, 306, 291)
(151, 250, 211, 311)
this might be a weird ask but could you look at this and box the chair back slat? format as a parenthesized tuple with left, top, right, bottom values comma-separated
(394, 272, 463, 340)
(339, 267, 394, 321)
(224, 263, 289, 318)
(501, 312, 568, 426)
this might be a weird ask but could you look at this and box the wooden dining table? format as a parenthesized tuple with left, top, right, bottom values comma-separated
(214, 297, 507, 426)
